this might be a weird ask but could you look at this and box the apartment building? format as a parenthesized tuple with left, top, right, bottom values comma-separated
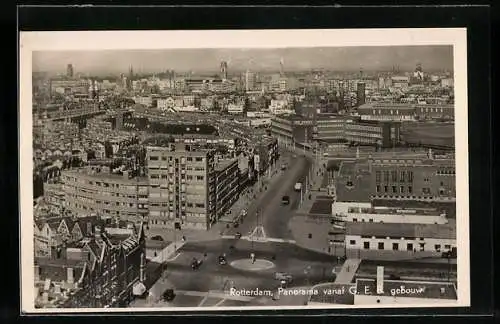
(146, 143, 217, 231)
(61, 167, 149, 223)
(214, 158, 240, 220)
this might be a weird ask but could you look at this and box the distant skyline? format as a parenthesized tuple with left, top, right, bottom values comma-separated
(33, 46, 453, 76)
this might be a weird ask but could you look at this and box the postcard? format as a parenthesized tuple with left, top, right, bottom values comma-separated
(19, 28, 469, 313)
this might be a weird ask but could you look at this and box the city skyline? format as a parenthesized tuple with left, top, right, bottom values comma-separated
(33, 46, 453, 76)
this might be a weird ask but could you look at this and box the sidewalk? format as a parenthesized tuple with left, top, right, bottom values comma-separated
(288, 215, 333, 255)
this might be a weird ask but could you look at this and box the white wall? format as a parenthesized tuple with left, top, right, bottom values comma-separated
(332, 202, 448, 225)
(346, 234, 456, 252)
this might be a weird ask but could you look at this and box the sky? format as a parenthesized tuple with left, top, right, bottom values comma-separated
(33, 46, 453, 75)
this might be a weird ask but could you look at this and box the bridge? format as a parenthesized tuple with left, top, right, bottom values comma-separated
(34, 107, 105, 122)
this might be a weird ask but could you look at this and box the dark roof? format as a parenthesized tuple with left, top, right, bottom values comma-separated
(346, 222, 456, 239)
(309, 198, 334, 215)
(35, 258, 86, 283)
(355, 279, 457, 300)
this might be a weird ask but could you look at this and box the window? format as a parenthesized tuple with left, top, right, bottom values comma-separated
(352, 218, 358, 222)
(376, 185, 380, 193)
(195, 157, 203, 162)
(408, 186, 413, 194)
(435, 244, 441, 252)
(392, 186, 397, 193)
(196, 176, 204, 181)
(363, 242, 370, 249)
(400, 186, 405, 193)
(384, 186, 388, 193)
(187, 157, 193, 162)
(350, 240, 356, 245)
(378, 242, 384, 250)
(369, 219, 373, 223)
(392, 243, 399, 251)
(391, 171, 397, 182)
(419, 243, 425, 251)
(383, 171, 389, 182)
(444, 244, 451, 250)
(375, 171, 381, 183)
(400, 171, 405, 182)
(407, 243, 413, 251)
(407, 171, 413, 182)
(150, 156, 159, 161)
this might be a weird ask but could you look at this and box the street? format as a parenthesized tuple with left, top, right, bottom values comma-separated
(154, 239, 339, 303)
(224, 150, 312, 241)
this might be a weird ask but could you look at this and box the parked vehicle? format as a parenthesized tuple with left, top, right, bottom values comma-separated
(218, 255, 227, 265)
(191, 258, 203, 270)
(281, 195, 290, 205)
(162, 289, 175, 302)
(235, 232, 242, 239)
(294, 182, 302, 191)
(274, 272, 293, 283)
(281, 163, 287, 170)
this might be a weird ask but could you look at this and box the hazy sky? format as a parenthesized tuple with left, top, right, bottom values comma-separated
(33, 46, 453, 75)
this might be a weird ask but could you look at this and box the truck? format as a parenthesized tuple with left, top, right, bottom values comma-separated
(294, 182, 302, 191)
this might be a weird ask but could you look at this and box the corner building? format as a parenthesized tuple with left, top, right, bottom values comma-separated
(146, 143, 217, 231)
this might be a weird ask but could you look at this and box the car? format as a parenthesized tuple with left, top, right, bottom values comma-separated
(162, 289, 175, 302)
(191, 258, 203, 270)
(235, 232, 242, 239)
(281, 164, 287, 170)
(218, 255, 227, 265)
(274, 272, 293, 283)
(281, 195, 290, 205)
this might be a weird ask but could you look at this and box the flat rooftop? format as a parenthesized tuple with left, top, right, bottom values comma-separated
(215, 158, 238, 172)
(62, 168, 149, 185)
(372, 199, 456, 219)
(351, 206, 443, 217)
(355, 279, 457, 300)
(346, 222, 456, 240)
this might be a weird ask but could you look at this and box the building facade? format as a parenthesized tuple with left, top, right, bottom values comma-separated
(34, 224, 146, 308)
(214, 159, 240, 220)
(61, 167, 149, 223)
(146, 143, 216, 231)
(345, 222, 456, 254)
(332, 201, 448, 225)
(369, 155, 456, 201)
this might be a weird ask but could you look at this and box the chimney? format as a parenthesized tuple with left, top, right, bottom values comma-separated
(42, 292, 49, 303)
(86, 222, 93, 236)
(95, 225, 102, 241)
(44, 278, 51, 291)
(34, 265, 40, 282)
(376, 266, 384, 294)
(67, 267, 74, 284)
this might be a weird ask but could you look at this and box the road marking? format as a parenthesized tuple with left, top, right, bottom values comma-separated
(214, 298, 227, 307)
(166, 252, 182, 262)
(197, 293, 210, 307)
(241, 236, 297, 244)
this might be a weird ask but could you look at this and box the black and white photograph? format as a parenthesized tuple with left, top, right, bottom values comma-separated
(19, 29, 469, 312)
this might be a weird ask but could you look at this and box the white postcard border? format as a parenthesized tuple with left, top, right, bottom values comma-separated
(20, 28, 469, 313)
